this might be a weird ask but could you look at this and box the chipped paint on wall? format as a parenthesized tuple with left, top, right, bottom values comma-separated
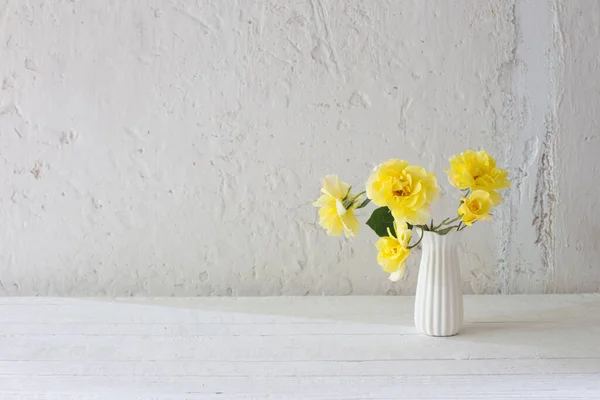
(0, 0, 597, 295)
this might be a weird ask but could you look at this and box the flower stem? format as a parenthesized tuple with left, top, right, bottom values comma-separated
(429, 216, 461, 233)
(354, 191, 366, 198)
(408, 227, 424, 249)
(437, 217, 451, 227)
(444, 216, 461, 225)
(343, 191, 367, 209)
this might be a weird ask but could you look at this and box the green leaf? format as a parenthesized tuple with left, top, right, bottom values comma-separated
(366, 206, 396, 237)
(356, 198, 371, 209)
(436, 226, 458, 235)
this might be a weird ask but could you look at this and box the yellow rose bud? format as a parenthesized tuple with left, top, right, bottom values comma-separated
(366, 159, 440, 225)
(375, 220, 412, 281)
(313, 175, 360, 238)
(458, 190, 494, 226)
(446, 150, 509, 205)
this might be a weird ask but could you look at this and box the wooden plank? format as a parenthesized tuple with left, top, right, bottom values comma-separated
(1, 295, 598, 324)
(0, 322, 422, 336)
(1, 394, 599, 400)
(2, 326, 599, 361)
(0, 321, 596, 336)
(1, 374, 599, 398)
(0, 394, 208, 400)
(1, 358, 600, 377)
(1, 394, 594, 400)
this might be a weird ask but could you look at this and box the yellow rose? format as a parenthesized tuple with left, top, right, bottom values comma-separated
(366, 159, 440, 225)
(446, 150, 509, 205)
(313, 175, 360, 238)
(458, 190, 494, 226)
(375, 220, 412, 281)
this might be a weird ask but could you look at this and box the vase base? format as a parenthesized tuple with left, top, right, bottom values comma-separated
(420, 331, 460, 337)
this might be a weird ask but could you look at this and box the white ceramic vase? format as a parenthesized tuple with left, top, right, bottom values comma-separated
(414, 231, 463, 337)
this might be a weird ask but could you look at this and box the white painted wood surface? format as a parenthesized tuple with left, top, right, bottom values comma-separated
(1, 295, 599, 399)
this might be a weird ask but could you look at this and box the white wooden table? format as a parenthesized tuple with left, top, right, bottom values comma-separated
(1, 295, 599, 399)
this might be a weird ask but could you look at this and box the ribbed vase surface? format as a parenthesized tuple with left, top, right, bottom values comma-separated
(414, 231, 463, 337)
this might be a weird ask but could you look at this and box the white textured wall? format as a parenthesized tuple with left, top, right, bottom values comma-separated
(554, 0, 600, 293)
(0, 0, 597, 295)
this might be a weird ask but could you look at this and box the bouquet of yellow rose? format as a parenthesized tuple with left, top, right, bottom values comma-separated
(313, 150, 510, 281)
